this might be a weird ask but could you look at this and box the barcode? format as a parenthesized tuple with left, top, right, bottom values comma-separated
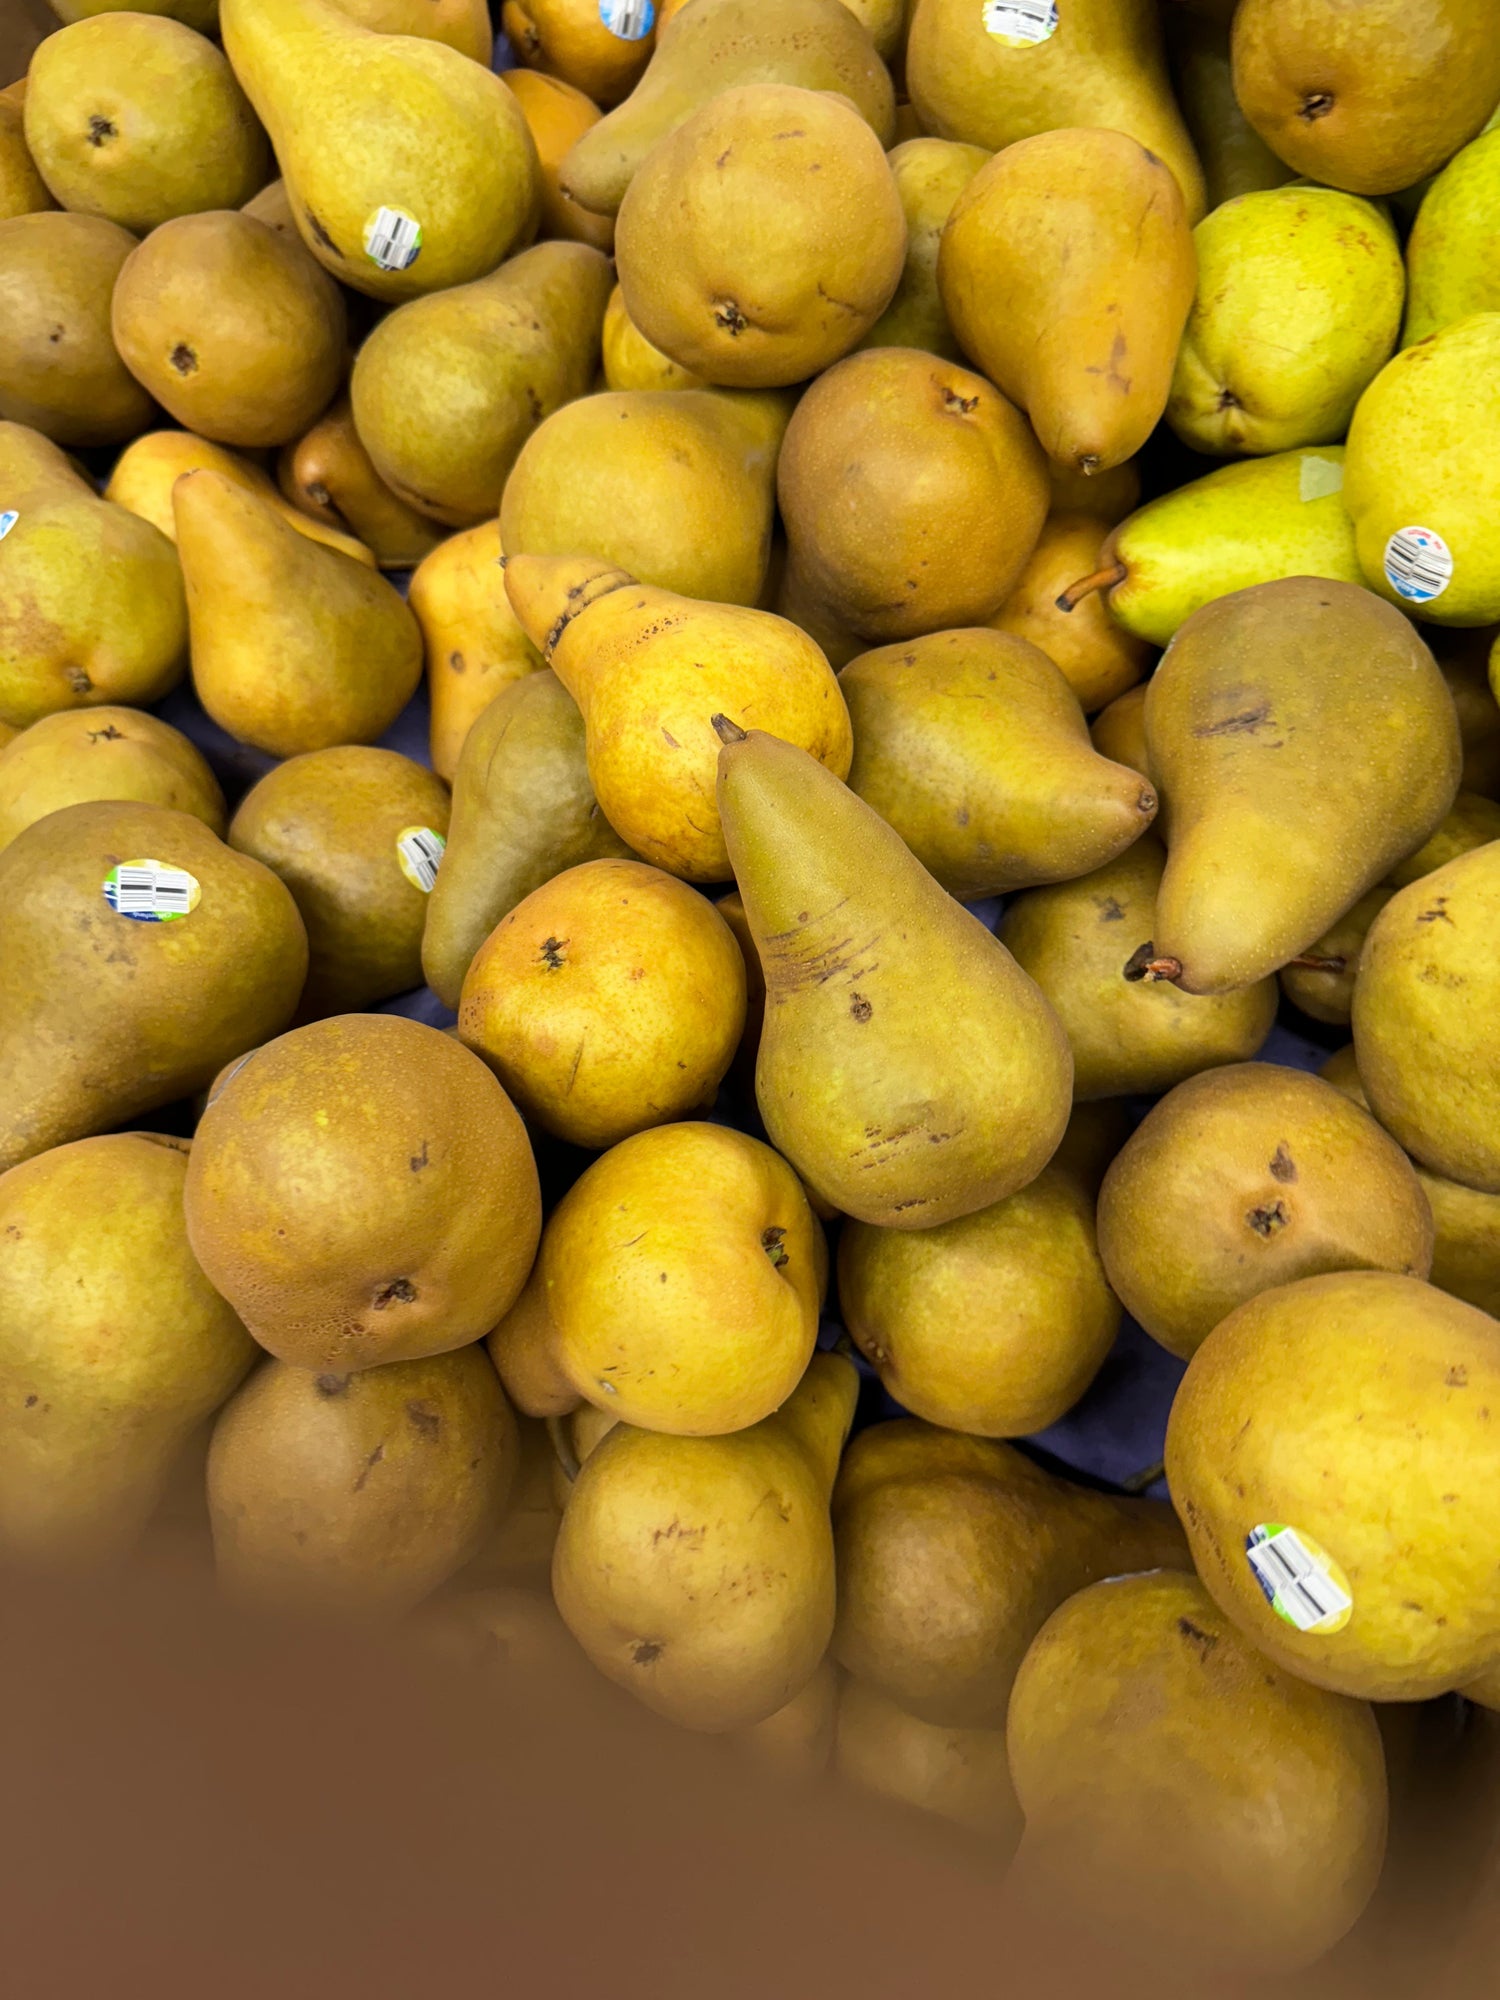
(982, 0, 1059, 42)
(1247, 1527, 1352, 1633)
(102, 860, 199, 923)
(1383, 526, 1452, 604)
(397, 827, 445, 894)
(364, 206, 422, 273)
(0, 509, 17, 541)
(601, 0, 653, 38)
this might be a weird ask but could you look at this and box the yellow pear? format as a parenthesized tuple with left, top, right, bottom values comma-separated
(0, 212, 153, 446)
(0, 705, 224, 853)
(835, 1678, 1020, 1846)
(859, 138, 991, 360)
(1387, 791, 1500, 888)
(600, 282, 703, 391)
(333, 0, 492, 62)
(1089, 682, 1150, 778)
(1277, 885, 1394, 1026)
(988, 512, 1153, 714)
(0, 78, 54, 221)
(499, 68, 614, 253)
(106, 429, 374, 562)
(502, 0, 655, 106)
(277, 395, 447, 570)
(1166, 5, 1295, 211)
(407, 520, 544, 779)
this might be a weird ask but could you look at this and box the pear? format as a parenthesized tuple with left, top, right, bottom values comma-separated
(0, 1132, 257, 1568)
(716, 725, 1072, 1227)
(1136, 578, 1461, 995)
(0, 79, 54, 221)
(0, 799, 307, 1172)
(835, 1679, 1020, 1846)
(185, 1014, 541, 1371)
(988, 512, 1153, 714)
(0, 212, 153, 445)
(1049, 1101, 1134, 1200)
(1277, 886, 1394, 1026)
(500, 387, 789, 606)
(839, 628, 1158, 898)
(939, 128, 1197, 476)
(551, 1350, 857, 1731)
(240, 175, 296, 235)
(106, 428, 375, 563)
(1097, 1063, 1435, 1360)
(1403, 129, 1500, 346)
(615, 84, 905, 390)
(726, 1654, 839, 1783)
(227, 747, 451, 1017)
(859, 138, 990, 361)
(350, 240, 613, 526)
(459, 859, 746, 1150)
(208, 1344, 518, 1619)
(277, 395, 446, 570)
(1056, 447, 1362, 647)
(1165, 6, 1294, 211)
(421, 671, 632, 1008)
(1168, 187, 1405, 456)
(1353, 840, 1500, 1194)
(839, 1166, 1119, 1436)
(459, 1412, 566, 1582)
(334, 0, 493, 62)
(558, 0, 895, 218)
(1388, 791, 1500, 886)
(173, 467, 423, 757)
(503, 554, 852, 881)
(219, 0, 539, 302)
(502, 0, 654, 106)
(907, 0, 1206, 222)
(1166, 1269, 1500, 1700)
(24, 16, 269, 233)
(771, 547, 867, 671)
(601, 283, 703, 391)
(499, 69, 614, 254)
(1230, 0, 1500, 197)
(1047, 457, 1141, 526)
(0, 705, 224, 854)
(1006, 1572, 1387, 1978)
(1088, 683, 1150, 780)
(1000, 837, 1276, 1100)
(833, 1421, 1189, 1727)
(110, 209, 346, 449)
(0, 422, 187, 728)
(1344, 313, 1500, 626)
(776, 348, 1049, 642)
(1437, 630, 1500, 797)
(407, 520, 544, 780)
(493, 1121, 821, 1435)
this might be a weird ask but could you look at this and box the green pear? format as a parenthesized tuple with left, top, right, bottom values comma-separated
(172, 467, 423, 757)
(1136, 578, 1461, 994)
(839, 628, 1158, 898)
(421, 671, 633, 1012)
(0, 705, 224, 854)
(1387, 791, 1500, 887)
(835, 1679, 1020, 1847)
(558, 0, 896, 219)
(0, 422, 187, 729)
(1353, 840, 1500, 1193)
(1168, 187, 1404, 456)
(1165, 7, 1294, 211)
(716, 723, 1072, 1227)
(1344, 313, 1500, 626)
(0, 80, 55, 221)
(219, 0, 539, 302)
(24, 15, 269, 233)
(1403, 129, 1500, 346)
(1055, 447, 1361, 647)
(858, 138, 990, 360)
(1000, 836, 1277, 1098)
(0, 212, 153, 446)
(907, 0, 1205, 222)
(350, 241, 613, 526)
(0, 799, 308, 1172)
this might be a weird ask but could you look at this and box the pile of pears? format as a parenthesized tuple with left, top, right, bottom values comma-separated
(5, 0, 1500, 1977)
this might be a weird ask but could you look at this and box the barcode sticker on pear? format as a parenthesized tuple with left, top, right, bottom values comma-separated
(1298, 455, 1344, 503)
(1246, 1524, 1353, 1636)
(396, 826, 445, 894)
(982, 0, 1059, 45)
(363, 206, 423, 273)
(599, 0, 654, 38)
(102, 859, 201, 923)
(0, 510, 18, 541)
(1384, 525, 1453, 604)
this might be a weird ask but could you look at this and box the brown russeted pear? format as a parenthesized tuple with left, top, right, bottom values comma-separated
(0, 705, 225, 854)
(407, 521, 544, 779)
(277, 395, 447, 571)
(0, 212, 153, 446)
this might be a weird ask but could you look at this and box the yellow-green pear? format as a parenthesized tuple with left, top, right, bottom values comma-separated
(173, 467, 423, 756)
(0, 799, 308, 1172)
(859, 139, 990, 360)
(716, 725, 1072, 1228)
(600, 281, 702, 391)
(1403, 128, 1500, 346)
(0, 79, 54, 221)
(336, 0, 493, 61)
(1168, 187, 1404, 456)
(939, 128, 1197, 476)
(0, 422, 187, 729)
(105, 428, 375, 563)
(551, 1350, 857, 1731)
(406, 520, 543, 779)
(1166, 1269, 1500, 1700)
(0, 212, 153, 446)
(1166, 6, 1294, 211)
(219, 0, 539, 301)
(0, 705, 224, 853)
(1388, 791, 1500, 887)
(277, 395, 446, 571)
(1137, 578, 1461, 995)
(350, 240, 613, 525)
(24, 15, 269, 233)
(835, 1679, 1020, 1847)
(1277, 886, 1394, 1026)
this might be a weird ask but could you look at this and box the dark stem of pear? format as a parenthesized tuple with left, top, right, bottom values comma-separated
(1123, 942, 1184, 985)
(1286, 953, 1348, 973)
(1121, 1458, 1166, 1496)
(711, 713, 747, 744)
(546, 1414, 580, 1485)
(1055, 561, 1128, 615)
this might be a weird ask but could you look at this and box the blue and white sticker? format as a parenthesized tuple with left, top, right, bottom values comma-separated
(982, 0, 1059, 45)
(1384, 525, 1453, 604)
(0, 510, 18, 541)
(363, 205, 422, 273)
(102, 859, 201, 923)
(396, 826, 445, 894)
(600, 0, 653, 39)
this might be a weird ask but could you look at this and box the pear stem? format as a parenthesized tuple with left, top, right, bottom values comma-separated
(1121, 1458, 1166, 1495)
(546, 1414, 580, 1485)
(1055, 561, 1127, 615)
(1122, 943, 1183, 985)
(711, 713, 747, 744)
(1286, 953, 1347, 974)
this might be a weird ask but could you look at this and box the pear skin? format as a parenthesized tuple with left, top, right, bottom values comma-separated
(1047, 457, 1141, 526)
(939, 128, 1197, 476)
(277, 394, 447, 570)
(502, 0, 654, 107)
(1166, 6, 1294, 211)
(859, 138, 991, 361)
(1277, 886, 1394, 1026)
(173, 466, 423, 756)
(0, 81, 54, 221)
(988, 512, 1153, 714)
(0, 212, 154, 446)
(601, 282, 703, 391)
(835, 1679, 1020, 1846)
(1141, 578, 1461, 994)
(839, 628, 1158, 898)
(1437, 631, 1500, 797)
(1403, 128, 1500, 346)
(485, 1256, 581, 1421)
(1389, 792, 1500, 888)
(504, 554, 852, 881)
(726, 1654, 839, 1784)
(551, 1350, 858, 1731)
(0, 799, 308, 1172)
(716, 725, 1073, 1227)
(0, 705, 225, 854)
(408, 520, 545, 780)
(0, 422, 187, 728)
(0, 1132, 258, 1568)
(499, 69, 614, 253)
(1089, 683, 1150, 780)
(106, 429, 375, 563)
(240, 175, 296, 235)
(334, 0, 493, 62)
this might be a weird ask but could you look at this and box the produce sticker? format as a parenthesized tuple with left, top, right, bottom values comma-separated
(102, 859, 201, 923)
(1245, 1523, 1353, 1636)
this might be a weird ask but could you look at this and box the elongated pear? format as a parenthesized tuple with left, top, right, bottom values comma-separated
(716, 726, 1072, 1226)
(407, 520, 543, 780)
(173, 468, 423, 757)
(351, 241, 613, 525)
(1137, 579, 1461, 995)
(219, 0, 539, 302)
(1403, 129, 1500, 346)
(106, 429, 375, 563)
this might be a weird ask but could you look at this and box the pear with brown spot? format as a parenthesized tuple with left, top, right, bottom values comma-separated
(0, 705, 224, 855)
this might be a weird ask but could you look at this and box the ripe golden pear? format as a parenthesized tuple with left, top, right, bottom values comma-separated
(277, 395, 446, 570)
(407, 521, 544, 779)
(0, 705, 224, 854)
(835, 1679, 1020, 1847)
(859, 138, 991, 361)
(485, 1256, 579, 1420)
(1387, 792, 1500, 887)
(503, 0, 654, 106)
(551, 1350, 858, 1731)
(335, 0, 492, 61)
(988, 512, 1153, 715)
(503, 554, 852, 881)
(0, 79, 53, 221)
(1275, 885, 1392, 1026)
(499, 69, 614, 253)
(600, 283, 703, 390)
(106, 429, 374, 563)
(0, 212, 153, 446)
(1088, 682, 1150, 778)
